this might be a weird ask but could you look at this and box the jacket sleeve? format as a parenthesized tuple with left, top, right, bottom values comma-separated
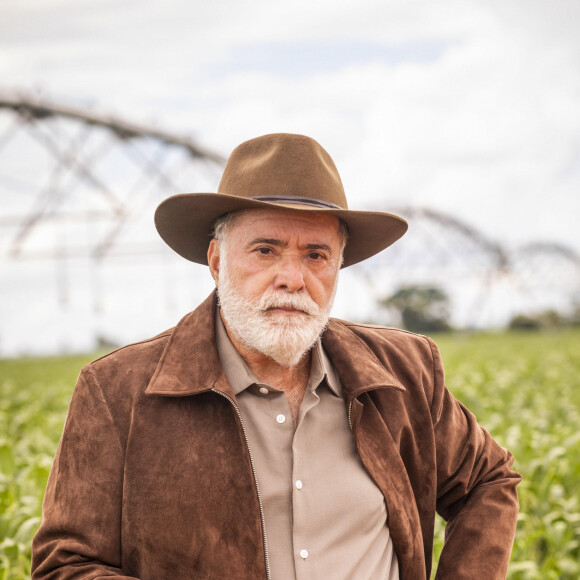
(426, 338, 521, 580)
(32, 366, 139, 579)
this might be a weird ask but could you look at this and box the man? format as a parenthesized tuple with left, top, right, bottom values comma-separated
(32, 133, 520, 579)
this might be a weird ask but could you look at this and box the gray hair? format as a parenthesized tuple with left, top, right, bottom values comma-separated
(212, 211, 243, 246)
(212, 210, 349, 260)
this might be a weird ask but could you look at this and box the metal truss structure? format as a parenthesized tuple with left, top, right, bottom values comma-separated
(358, 207, 580, 327)
(1, 92, 579, 354)
(0, 92, 225, 262)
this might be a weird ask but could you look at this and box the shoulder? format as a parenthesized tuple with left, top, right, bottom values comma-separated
(90, 327, 174, 371)
(330, 317, 438, 360)
(78, 326, 175, 400)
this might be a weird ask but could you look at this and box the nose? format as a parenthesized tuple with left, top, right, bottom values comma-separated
(273, 254, 306, 293)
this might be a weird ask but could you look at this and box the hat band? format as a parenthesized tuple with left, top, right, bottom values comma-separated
(250, 195, 342, 210)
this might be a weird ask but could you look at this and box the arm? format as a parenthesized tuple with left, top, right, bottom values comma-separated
(427, 338, 521, 579)
(32, 367, 139, 579)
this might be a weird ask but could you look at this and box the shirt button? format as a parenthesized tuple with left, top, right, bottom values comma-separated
(276, 414, 286, 424)
(295, 479, 303, 490)
(299, 549, 309, 559)
(259, 387, 269, 395)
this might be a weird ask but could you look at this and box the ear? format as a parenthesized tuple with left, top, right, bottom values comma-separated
(207, 239, 220, 284)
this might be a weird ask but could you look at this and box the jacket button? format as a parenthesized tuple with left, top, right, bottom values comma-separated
(276, 414, 286, 424)
(299, 549, 309, 559)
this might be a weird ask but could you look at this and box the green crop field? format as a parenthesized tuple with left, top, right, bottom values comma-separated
(1, 330, 579, 579)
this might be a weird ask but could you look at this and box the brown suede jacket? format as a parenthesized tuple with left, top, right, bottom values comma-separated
(32, 293, 520, 579)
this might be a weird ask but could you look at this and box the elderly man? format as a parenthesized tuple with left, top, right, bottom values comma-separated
(32, 133, 520, 579)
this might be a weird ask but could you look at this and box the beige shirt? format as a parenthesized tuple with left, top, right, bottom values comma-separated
(216, 314, 399, 580)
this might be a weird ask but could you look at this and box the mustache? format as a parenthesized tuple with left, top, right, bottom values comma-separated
(259, 292, 319, 316)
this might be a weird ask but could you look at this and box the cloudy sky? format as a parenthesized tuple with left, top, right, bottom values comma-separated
(1, 0, 579, 354)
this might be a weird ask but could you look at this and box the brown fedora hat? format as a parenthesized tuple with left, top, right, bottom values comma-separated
(154, 133, 407, 268)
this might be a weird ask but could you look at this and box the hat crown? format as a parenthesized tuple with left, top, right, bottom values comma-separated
(217, 133, 348, 210)
(155, 132, 407, 268)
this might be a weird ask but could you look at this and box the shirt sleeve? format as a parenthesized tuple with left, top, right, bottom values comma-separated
(427, 337, 521, 579)
(31, 366, 139, 579)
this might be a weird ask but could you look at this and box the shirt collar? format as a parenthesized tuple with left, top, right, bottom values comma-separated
(215, 310, 342, 398)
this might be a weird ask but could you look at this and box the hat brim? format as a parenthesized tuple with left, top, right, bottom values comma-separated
(154, 193, 408, 268)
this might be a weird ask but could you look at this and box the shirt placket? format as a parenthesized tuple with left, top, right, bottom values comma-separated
(256, 385, 296, 578)
(291, 387, 321, 580)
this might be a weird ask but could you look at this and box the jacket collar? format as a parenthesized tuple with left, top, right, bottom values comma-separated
(146, 293, 226, 397)
(322, 319, 405, 399)
(146, 292, 405, 399)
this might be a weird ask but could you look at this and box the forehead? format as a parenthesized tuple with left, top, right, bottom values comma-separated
(230, 207, 341, 240)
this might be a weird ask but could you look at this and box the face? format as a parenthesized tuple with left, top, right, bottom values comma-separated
(208, 208, 343, 367)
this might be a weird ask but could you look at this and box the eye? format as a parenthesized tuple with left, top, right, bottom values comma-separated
(256, 246, 274, 256)
(307, 251, 326, 261)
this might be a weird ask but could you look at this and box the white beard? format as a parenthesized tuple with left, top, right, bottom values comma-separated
(217, 256, 336, 368)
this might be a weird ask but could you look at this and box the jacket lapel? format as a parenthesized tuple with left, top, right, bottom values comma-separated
(323, 320, 426, 579)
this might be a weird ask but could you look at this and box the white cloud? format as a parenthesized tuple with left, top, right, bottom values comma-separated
(1, 0, 580, 353)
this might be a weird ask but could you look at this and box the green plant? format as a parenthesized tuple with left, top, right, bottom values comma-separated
(1, 331, 579, 579)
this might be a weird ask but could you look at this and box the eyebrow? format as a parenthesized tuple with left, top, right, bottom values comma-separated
(248, 238, 287, 248)
(304, 243, 333, 254)
(247, 238, 333, 255)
